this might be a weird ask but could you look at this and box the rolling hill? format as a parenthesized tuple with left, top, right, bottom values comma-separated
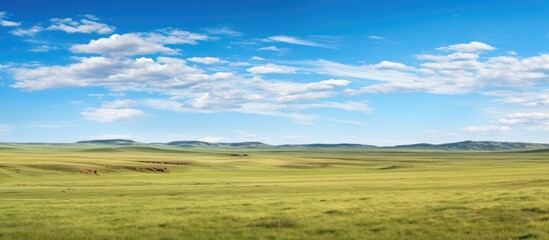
(67, 139, 549, 151)
(393, 140, 549, 150)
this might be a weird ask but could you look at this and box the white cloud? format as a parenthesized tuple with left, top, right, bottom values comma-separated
(307, 59, 419, 89)
(10, 51, 361, 124)
(203, 27, 241, 36)
(460, 125, 510, 134)
(258, 45, 288, 52)
(308, 42, 549, 94)
(70, 29, 209, 57)
(436, 41, 496, 52)
(81, 108, 145, 123)
(10, 25, 44, 36)
(187, 57, 225, 64)
(246, 63, 296, 74)
(289, 101, 372, 113)
(28, 45, 59, 52)
(47, 16, 115, 34)
(0, 11, 20, 27)
(11, 56, 217, 91)
(102, 99, 138, 108)
(71, 33, 178, 57)
(320, 79, 349, 86)
(266, 35, 335, 48)
(199, 136, 225, 143)
(367, 35, 393, 43)
(501, 94, 549, 107)
(498, 112, 549, 130)
(373, 61, 412, 70)
(0, 124, 12, 134)
(416, 52, 479, 61)
(251, 56, 264, 60)
(367, 35, 384, 40)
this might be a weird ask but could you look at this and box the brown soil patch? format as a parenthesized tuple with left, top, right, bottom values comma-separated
(281, 163, 329, 169)
(135, 167, 169, 173)
(80, 169, 99, 175)
(138, 161, 191, 165)
(229, 153, 249, 157)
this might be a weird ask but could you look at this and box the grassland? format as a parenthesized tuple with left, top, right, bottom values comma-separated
(0, 144, 548, 239)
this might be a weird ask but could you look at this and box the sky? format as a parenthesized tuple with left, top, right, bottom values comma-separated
(0, 0, 548, 145)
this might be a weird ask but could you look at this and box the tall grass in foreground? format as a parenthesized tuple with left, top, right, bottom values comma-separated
(0, 145, 548, 239)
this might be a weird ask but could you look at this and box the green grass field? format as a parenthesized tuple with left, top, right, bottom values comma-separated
(0, 145, 548, 239)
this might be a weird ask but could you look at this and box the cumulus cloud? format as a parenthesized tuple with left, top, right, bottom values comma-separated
(47, 15, 115, 34)
(81, 108, 145, 123)
(10, 25, 44, 36)
(251, 56, 264, 60)
(308, 42, 549, 94)
(436, 41, 496, 52)
(10, 51, 363, 124)
(10, 56, 218, 90)
(70, 29, 209, 57)
(460, 125, 510, 134)
(0, 11, 20, 27)
(266, 35, 335, 48)
(187, 57, 225, 64)
(70, 34, 177, 57)
(500, 94, 549, 107)
(246, 63, 296, 74)
(373, 61, 413, 70)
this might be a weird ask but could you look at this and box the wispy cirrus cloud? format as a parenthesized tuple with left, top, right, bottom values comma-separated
(203, 26, 242, 37)
(28, 45, 60, 52)
(0, 11, 20, 27)
(9, 15, 115, 37)
(10, 25, 44, 36)
(187, 57, 226, 64)
(265, 35, 337, 49)
(0, 124, 13, 134)
(258, 45, 288, 53)
(47, 15, 115, 34)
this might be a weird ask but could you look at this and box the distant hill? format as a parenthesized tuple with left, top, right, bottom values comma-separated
(167, 141, 214, 147)
(76, 139, 137, 145)
(393, 140, 549, 150)
(167, 141, 272, 148)
(72, 139, 549, 151)
(280, 143, 376, 148)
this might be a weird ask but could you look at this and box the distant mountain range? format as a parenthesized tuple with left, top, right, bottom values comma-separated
(166, 141, 271, 148)
(76, 139, 137, 145)
(73, 139, 549, 151)
(393, 140, 549, 150)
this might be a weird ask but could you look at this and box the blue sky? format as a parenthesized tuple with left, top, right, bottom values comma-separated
(0, 0, 548, 145)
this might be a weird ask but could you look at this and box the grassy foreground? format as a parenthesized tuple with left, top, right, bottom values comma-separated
(0, 145, 548, 240)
